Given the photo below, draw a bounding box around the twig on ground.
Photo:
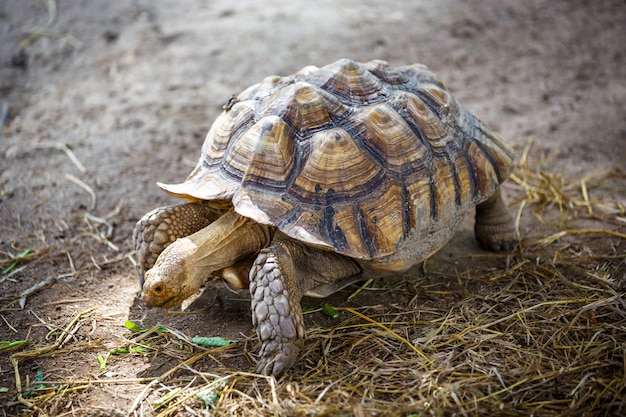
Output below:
[65,174,96,210]
[31,142,86,173]
[18,0,58,50]
[17,276,57,309]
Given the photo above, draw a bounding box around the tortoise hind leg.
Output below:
[474,188,517,252]
[133,203,224,284]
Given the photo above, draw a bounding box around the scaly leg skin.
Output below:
[249,236,361,376]
[133,203,224,284]
[250,247,304,376]
[474,188,517,252]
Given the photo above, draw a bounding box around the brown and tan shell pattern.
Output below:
[160,59,514,268]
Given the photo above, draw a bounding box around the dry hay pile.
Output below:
[5,143,626,416]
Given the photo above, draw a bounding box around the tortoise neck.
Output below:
[185,209,274,273]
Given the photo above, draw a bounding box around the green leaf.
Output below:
[197,388,220,407]
[322,303,340,319]
[99,344,150,370]
[97,353,109,370]
[22,368,46,398]
[124,320,168,333]
[3,248,34,274]
[34,368,44,382]
[129,344,150,353]
[124,320,147,332]
[191,336,237,347]
[0,340,29,351]
[109,345,150,355]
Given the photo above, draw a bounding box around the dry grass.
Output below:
[6,143,626,416]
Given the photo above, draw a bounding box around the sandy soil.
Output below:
[0,0,625,416]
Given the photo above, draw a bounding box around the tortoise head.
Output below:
[140,210,271,309]
[141,237,205,309]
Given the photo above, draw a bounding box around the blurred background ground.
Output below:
[0,1,624,416]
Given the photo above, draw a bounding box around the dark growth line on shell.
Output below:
[449,150,463,207]
[323,205,348,251]
[428,171,438,221]
[356,206,377,258]
[461,142,480,200]
[275,204,302,230]
[401,182,411,237]
[396,110,436,158]
[471,138,503,184]
[345,122,390,170]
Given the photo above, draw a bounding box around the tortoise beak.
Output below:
[141,271,179,308]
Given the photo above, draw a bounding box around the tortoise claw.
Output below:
[478,236,517,252]
[256,339,302,376]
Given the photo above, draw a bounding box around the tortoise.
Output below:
[133,58,516,376]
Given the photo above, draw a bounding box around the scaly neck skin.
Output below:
[141,210,274,308]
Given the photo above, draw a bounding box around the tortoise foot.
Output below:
[256,338,302,376]
[474,189,517,252]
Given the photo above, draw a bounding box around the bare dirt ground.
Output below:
[0,1,625,416]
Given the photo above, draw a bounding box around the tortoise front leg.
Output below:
[133,203,224,284]
[474,188,517,252]
[250,235,361,376]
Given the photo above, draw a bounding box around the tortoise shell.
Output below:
[159,59,514,269]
